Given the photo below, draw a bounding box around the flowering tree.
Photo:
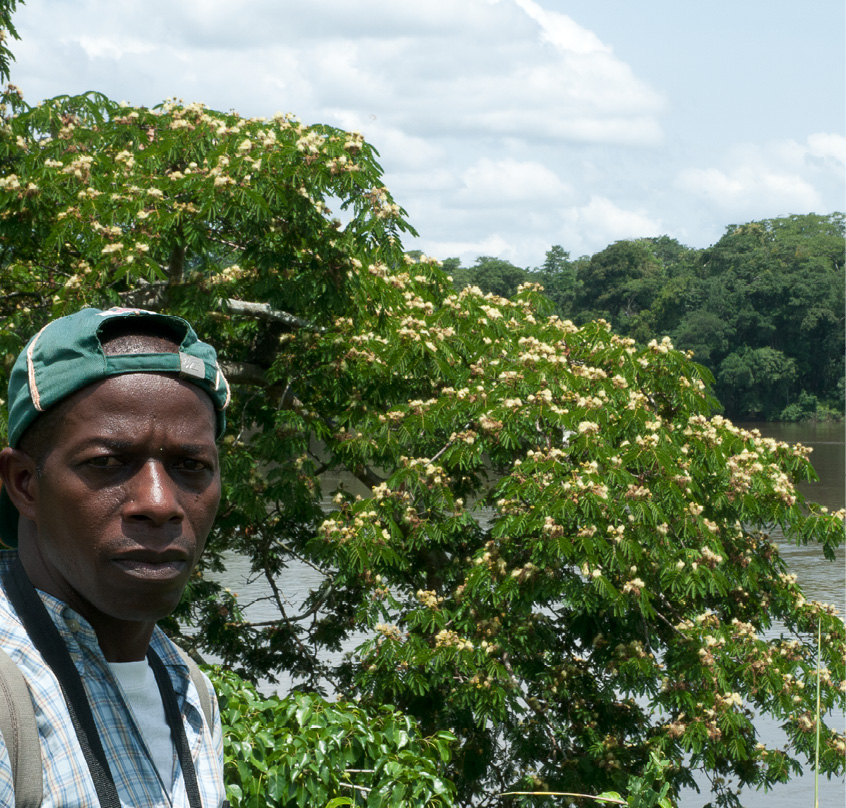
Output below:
[0,90,843,807]
[0,1,22,84]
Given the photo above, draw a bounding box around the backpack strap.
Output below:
[0,646,43,807]
[173,647,214,729]
[171,649,231,808]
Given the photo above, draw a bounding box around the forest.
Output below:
[443,213,845,422]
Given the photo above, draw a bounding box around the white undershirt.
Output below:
[108,659,175,791]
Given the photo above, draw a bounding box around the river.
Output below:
[210,420,845,807]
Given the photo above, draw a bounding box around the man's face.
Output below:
[24,372,220,625]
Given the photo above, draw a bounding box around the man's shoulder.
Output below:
[0,551,32,653]
[0,550,16,587]
[149,628,217,724]
[149,627,203,680]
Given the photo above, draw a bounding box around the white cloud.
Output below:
[9,0,669,270]
[414,194,663,265]
[459,158,571,206]
[418,233,515,264]
[675,134,841,217]
[512,0,610,55]
[678,168,745,201]
[387,169,457,196]
[560,197,662,256]
[75,36,156,61]
[686,168,820,211]
[805,133,846,169]
[9,1,840,267]
[13,0,664,146]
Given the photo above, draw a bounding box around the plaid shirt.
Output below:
[0,552,227,807]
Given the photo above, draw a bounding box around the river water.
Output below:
[210,420,845,806]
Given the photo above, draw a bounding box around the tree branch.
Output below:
[120,280,323,334]
[224,298,325,333]
[338,782,372,795]
[167,243,185,285]
[218,360,267,387]
[121,278,169,308]
[262,565,315,661]
[217,361,309,414]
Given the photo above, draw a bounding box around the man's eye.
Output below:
[177,458,209,471]
[87,456,123,468]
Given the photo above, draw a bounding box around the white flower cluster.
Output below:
[435,629,473,652]
[571,364,607,381]
[375,623,403,643]
[295,129,325,155]
[606,524,625,542]
[625,484,651,500]
[416,590,443,609]
[715,691,743,709]
[576,394,605,409]
[114,150,135,168]
[699,546,723,567]
[648,336,674,353]
[578,421,599,435]
[622,578,645,596]
[62,155,94,180]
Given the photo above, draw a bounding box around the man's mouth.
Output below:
[111,552,189,581]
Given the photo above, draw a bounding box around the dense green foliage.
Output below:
[447,215,845,421]
[209,666,455,807]
[0,90,843,808]
[0,0,22,85]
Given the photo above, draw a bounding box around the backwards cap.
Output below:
[0,306,230,546]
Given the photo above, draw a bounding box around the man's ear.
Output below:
[0,447,39,521]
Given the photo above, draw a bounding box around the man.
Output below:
[0,306,231,806]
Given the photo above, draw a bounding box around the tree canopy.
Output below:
[694,216,845,419]
[444,216,845,422]
[0,90,843,808]
[0,0,22,85]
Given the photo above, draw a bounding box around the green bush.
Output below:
[208,666,456,807]
[780,390,843,422]
[212,658,679,807]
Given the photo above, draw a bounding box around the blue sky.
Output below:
[8,0,844,266]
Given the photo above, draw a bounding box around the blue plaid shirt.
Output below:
[0,552,226,807]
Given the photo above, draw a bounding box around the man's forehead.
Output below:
[47,375,217,457]
[66,373,218,424]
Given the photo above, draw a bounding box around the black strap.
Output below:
[148,648,203,808]
[2,559,207,807]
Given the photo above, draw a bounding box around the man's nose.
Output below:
[123,461,184,525]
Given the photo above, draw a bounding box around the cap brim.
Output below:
[0,485,19,548]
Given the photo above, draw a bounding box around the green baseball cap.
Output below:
[0,306,230,547]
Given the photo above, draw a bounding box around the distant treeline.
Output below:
[436,213,845,421]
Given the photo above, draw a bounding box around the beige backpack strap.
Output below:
[0,646,43,807]
[173,647,214,728]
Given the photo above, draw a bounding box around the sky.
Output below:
[7,0,845,267]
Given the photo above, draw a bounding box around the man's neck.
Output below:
[90,619,156,663]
